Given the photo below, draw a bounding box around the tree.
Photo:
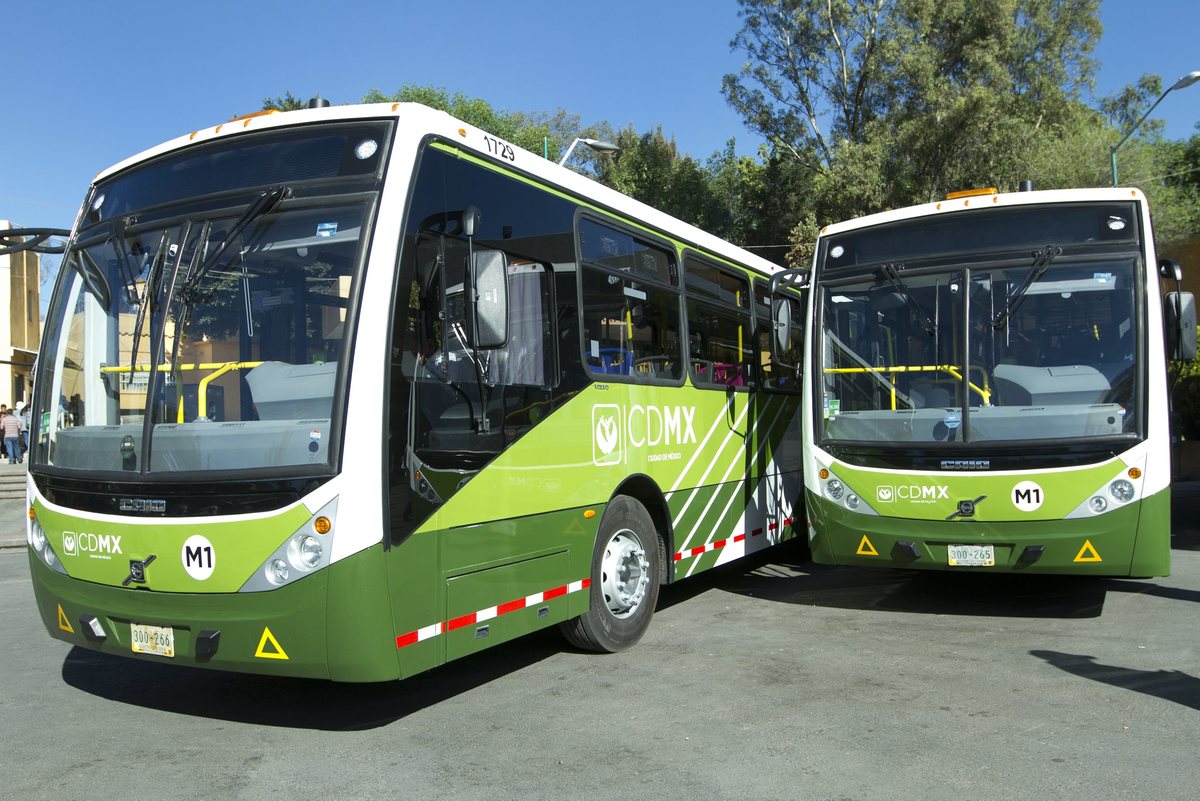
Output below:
[261,91,308,112]
[723,0,1111,263]
[363,85,581,160]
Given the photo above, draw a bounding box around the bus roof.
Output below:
[817,187,1148,239]
[92,102,783,277]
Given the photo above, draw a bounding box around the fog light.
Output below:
[297,535,322,568]
[1088,496,1108,514]
[825,478,844,501]
[845,493,860,511]
[30,521,46,552]
[1109,479,1135,503]
[267,559,289,585]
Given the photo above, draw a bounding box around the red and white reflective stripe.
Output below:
[396,578,591,649]
[674,516,796,561]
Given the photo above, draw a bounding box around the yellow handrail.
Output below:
[101,361,264,422]
[824,364,992,409]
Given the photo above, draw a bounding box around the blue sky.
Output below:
[3,0,1197,235]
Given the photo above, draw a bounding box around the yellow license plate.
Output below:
[130,623,175,658]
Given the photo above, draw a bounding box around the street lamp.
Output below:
[1110,70,1200,187]
[558,137,621,167]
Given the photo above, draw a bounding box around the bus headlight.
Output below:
[267,559,290,585]
[845,493,860,511]
[1088,496,1108,514]
[825,479,845,501]
[1109,479,1135,503]
[30,520,47,552]
[240,498,339,592]
[295,535,322,569]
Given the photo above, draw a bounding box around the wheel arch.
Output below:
[611,473,674,584]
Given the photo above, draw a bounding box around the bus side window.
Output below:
[577,218,681,383]
[685,256,752,389]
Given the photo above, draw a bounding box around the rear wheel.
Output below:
[560,495,662,652]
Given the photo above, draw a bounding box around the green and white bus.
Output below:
[19,102,804,681]
[796,186,1191,576]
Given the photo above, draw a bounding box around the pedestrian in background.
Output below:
[1,409,21,465]
[18,402,31,457]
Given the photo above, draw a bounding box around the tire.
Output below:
[559,495,662,653]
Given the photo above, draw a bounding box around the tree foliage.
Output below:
[724,0,1106,230]
[260,7,1199,272]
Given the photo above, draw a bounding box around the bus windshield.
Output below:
[818,211,1141,447]
[33,123,388,477]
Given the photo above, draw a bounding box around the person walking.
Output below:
[17,402,31,460]
[1,409,21,465]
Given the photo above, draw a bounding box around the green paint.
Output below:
[808,484,1167,576]
[33,500,312,592]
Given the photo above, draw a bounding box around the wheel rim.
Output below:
[600,527,651,619]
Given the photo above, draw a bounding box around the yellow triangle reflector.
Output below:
[254,626,289,660]
[856,535,879,556]
[57,604,74,634]
[1073,539,1102,563]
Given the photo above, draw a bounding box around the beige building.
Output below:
[0,220,42,409]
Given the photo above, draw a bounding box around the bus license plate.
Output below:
[947,544,995,567]
[130,623,175,658]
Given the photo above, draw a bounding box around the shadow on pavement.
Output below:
[680,540,1111,618]
[1030,649,1200,711]
[60,628,568,731]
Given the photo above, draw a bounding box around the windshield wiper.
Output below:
[165,221,209,408]
[109,216,142,307]
[880,263,936,335]
[128,231,171,374]
[177,185,288,304]
[992,245,1062,330]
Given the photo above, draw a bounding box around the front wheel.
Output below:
[560,495,662,653]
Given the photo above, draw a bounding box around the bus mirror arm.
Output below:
[0,227,70,256]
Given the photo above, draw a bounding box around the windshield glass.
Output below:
[33,125,387,477]
[819,255,1139,446]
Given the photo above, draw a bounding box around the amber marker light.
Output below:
[313,517,332,535]
[1128,467,1142,480]
[458,128,468,137]
[583,510,596,520]
[28,505,36,521]
[819,469,829,480]
[230,109,277,122]
[946,187,998,199]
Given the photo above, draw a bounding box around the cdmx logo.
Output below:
[875,484,950,504]
[61,531,123,559]
[592,404,622,466]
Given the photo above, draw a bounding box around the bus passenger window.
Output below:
[578,218,681,383]
[685,257,752,389]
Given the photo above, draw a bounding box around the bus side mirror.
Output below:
[770,296,801,371]
[1165,291,1197,361]
[472,249,508,349]
[767,268,808,373]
